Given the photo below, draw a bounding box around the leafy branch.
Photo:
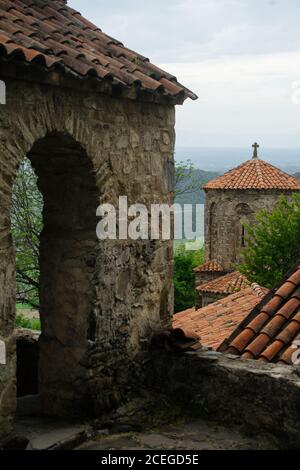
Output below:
[11,157,43,308]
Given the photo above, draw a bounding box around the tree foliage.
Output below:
[174,244,204,313]
[11,158,43,308]
[175,159,200,196]
[239,194,300,289]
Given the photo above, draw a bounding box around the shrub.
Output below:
[174,244,204,313]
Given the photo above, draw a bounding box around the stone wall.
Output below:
[195,272,226,308]
[195,271,224,289]
[195,290,224,309]
[150,348,300,449]
[204,189,296,270]
[0,79,176,440]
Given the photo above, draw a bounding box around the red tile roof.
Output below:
[196,271,250,295]
[173,285,268,350]
[193,261,225,273]
[220,263,300,364]
[0,0,197,104]
[203,158,300,191]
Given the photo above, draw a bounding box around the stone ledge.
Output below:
[149,348,300,449]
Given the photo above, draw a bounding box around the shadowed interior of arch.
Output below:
[12,132,99,420]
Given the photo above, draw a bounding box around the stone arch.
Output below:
[7,132,99,417]
[31,133,99,416]
[0,90,109,422]
[0,84,175,436]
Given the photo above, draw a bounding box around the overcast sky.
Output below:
[70,0,300,150]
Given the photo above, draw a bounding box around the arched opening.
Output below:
[241,224,246,248]
[234,203,253,262]
[11,132,99,419]
[12,158,43,404]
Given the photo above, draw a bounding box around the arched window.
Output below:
[235,203,253,260]
[241,224,246,248]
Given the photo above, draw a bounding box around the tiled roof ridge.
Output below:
[193,260,225,273]
[196,271,250,295]
[0,0,197,104]
[203,157,300,191]
[219,260,300,364]
[251,283,269,299]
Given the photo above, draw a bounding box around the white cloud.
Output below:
[161,52,300,147]
[69,0,300,148]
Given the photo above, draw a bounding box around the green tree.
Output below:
[11,158,43,308]
[239,194,300,289]
[175,159,200,196]
[174,244,204,313]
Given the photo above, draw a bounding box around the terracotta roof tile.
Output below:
[196,271,250,295]
[251,283,269,299]
[230,328,256,353]
[261,295,284,316]
[0,0,197,104]
[193,261,225,273]
[242,351,255,360]
[276,319,300,344]
[276,281,298,299]
[247,312,269,333]
[275,297,300,319]
[278,346,295,365]
[203,158,300,191]
[221,261,300,365]
[173,286,266,350]
[259,340,284,362]
[260,315,286,337]
[244,333,270,357]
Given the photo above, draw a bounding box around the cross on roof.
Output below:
[252,142,260,159]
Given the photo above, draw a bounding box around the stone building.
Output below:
[203,144,300,270]
[193,261,226,288]
[195,271,250,308]
[0,0,196,441]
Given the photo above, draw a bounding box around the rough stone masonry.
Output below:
[0,78,176,439]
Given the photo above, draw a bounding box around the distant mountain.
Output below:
[176,147,300,174]
[175,168,219,205]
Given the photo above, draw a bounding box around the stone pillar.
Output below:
[0,175,17,440]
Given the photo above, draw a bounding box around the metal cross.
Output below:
[252,142,260,159]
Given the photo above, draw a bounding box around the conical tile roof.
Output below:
[204,158,300,191]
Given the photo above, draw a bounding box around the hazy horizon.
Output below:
[176,146,300,172]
